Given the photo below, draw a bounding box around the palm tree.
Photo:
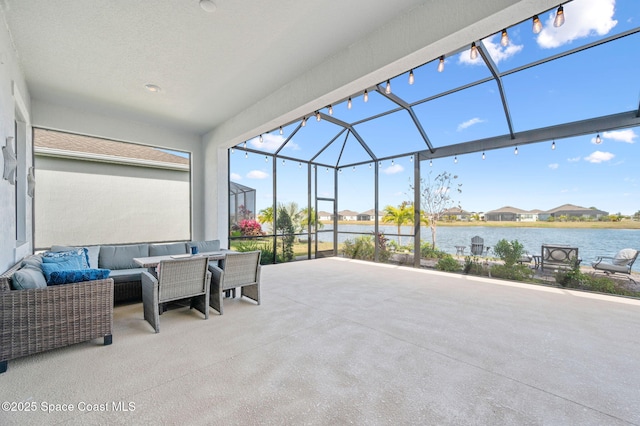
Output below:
[382,202,414,246]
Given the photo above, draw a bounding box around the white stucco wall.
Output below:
[34,156,190,248]
[0,11,33,272]
[31,100,206,243]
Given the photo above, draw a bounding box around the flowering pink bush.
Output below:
[238,219,264,236]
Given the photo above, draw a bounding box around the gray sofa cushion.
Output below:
[12,265,47,290]
[21,254,43,269]
[108,268,146,283]
[51,245,101,269]
[189,240,220,253]
[149,242,189,256]
[99,244,149,269]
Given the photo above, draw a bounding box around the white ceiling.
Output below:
[0,0,558,140]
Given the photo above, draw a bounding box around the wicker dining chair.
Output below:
[209,250,261,315]
[141,256,211,333]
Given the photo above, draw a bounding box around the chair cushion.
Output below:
[47,268,111,286]
[189,240,220,253]
[11,265,47,290]
[43,248,90,269]
[51,245,101,269]
[99,244,149,269]
[108,268,146,283]
[149,242,189,256]
[613,249,637,266]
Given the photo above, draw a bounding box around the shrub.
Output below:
[463,255,490,276]
[237,219,264,236]
[490,264,534,281]
[343,234,391,262]
[420,243,447,259]
[493,239,525,267]
[232,239,274,265]
[435,254,462,272]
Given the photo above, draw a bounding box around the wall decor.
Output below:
[2,136,17,185]
[27,167,35,197]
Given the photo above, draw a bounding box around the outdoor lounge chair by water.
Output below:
[141,256,211,333]
[470,236,484,256]
[591,248,638,283]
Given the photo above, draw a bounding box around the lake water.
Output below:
[318,224,640,272]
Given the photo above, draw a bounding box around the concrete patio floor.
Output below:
[1,257,639,425]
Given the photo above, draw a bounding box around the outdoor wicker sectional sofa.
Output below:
[0,239,220,373]
[0,264,114,374]
[49,239,221,304]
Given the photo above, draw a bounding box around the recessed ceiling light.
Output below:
[199,0,217,12]
[145,84,161,93]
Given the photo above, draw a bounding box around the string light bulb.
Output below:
[369,163,372,169]
[437,56,445,72]
[316,111,321,121]
[514,146,519,155]
[500,29,509,47]
[551,140,556,150]
[430,159,433,167]
[265,155,268,162]
[243,141,247,149]
[470,42,478,60]
[454,156,458,164]
[385,80,391,94]
[328,104,333,115]
[532,15,542,34]
[410,155,413,163]
[408,70,415,85]
[231,147,234,154]
[363,89,369,102]
[279,126,283,135]
[347,97,352,109]
[245,151,248,159]
[299,162,302,168]
[482,152,486,160]
[554,5,565,28]
[259,134,263,143]
[595,134,602,144]
[353,166,356,172]
[282,159,285,165]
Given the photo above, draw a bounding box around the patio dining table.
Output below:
[133,250,230,269]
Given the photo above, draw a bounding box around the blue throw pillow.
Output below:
[41,259,87,282]
[47,268,111,286]
[42,248,90,269]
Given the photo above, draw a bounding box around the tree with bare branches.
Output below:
[411,171,462,250]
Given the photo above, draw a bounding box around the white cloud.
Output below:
[567,156,581,162]
[247,170,269,179]
[249,133,299,151]
[457,117,485,131]
[382,164,404,175]
[458,35,523,66]
[548,163,559,170]
[603,129,637,144]
[230,172,242,181]
[584,151,615,163]
[537,0,617,49]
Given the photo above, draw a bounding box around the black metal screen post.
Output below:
[414,154,421,268]
[374,160,379,262]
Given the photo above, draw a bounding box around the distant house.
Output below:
[357,209,383,221]
[484,206,537,222]
[441,207,471,221]
[540,204,608,221]
[318,211,333,221]
[338,210,359,221]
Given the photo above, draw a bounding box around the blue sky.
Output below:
[231,0,640,217]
